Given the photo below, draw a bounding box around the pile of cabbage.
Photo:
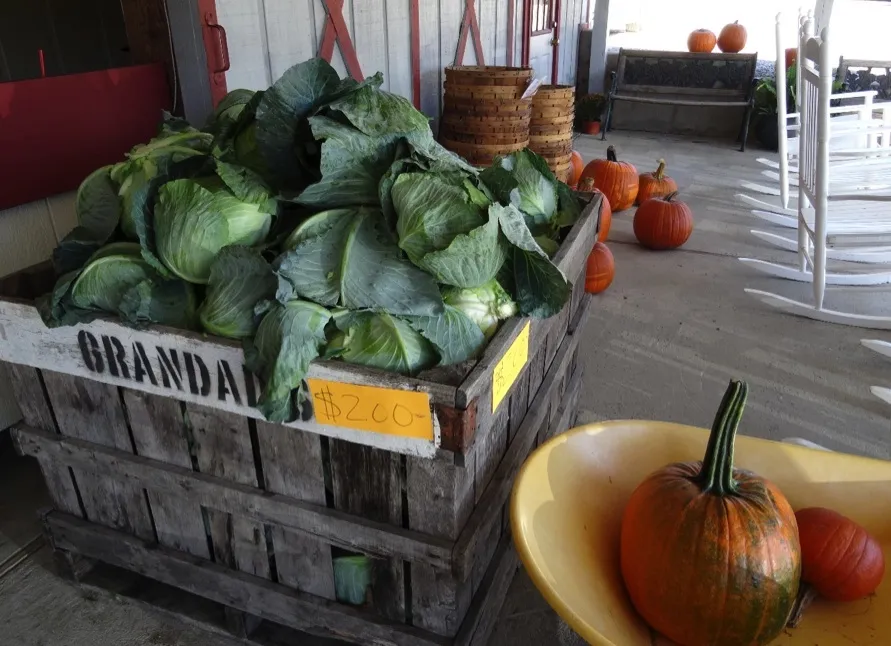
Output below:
[38,58,583,423]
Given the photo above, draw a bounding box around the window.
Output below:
[530,0,554,36]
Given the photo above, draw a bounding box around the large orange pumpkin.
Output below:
[568,150,584,189]
[584,242,614,294]
[579,179,612,242]
[635,159,678,204]
[579,146,638,211]
[687,29,716,53]
[718,21,747,53]
[633,192,694,250]
[796,507,885,602]
[621,380,801,646]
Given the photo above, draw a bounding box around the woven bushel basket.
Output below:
[529,84,575,182]
[440,66,533,167]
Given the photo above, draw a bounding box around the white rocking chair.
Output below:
[744,24,891,328]
[737,10,891,226]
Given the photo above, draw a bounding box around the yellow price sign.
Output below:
[306,378,434,440]
[492,322,530,412]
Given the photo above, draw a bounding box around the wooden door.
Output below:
[196,0,229,106]
[524,0,560,83]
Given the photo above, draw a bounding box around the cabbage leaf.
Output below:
[495,204,571,318]
[198,246,276,338]
[244,299,332,422]
[276,208,443,316]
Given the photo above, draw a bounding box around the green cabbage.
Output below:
[198,246,276,339]
[443,279,518,340]
[154,175,273,284]
[326,311,437,375]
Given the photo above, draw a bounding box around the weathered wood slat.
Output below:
[453,536,519,646]
[329,440,406,621]
[406,451,475,636]
[0,300,451,457]
[13,425,455,568]
[451,294,593,581]
[455,195,599,410]
[122,390,210,558]
[41,370,154,540]
[255,420,336,600]
[5,363,81,515]
[186,404,270,579]
[45,511,449,646]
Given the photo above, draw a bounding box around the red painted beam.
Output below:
[318,0,364,80]
[507,0,515,66]
[551,0,561,84]
[410,0,421,108]
[454,0,485,66]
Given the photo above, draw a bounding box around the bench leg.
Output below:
[739,105,754,152]
[601,97,614,141]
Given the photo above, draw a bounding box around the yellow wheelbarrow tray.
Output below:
[511,420,890,645]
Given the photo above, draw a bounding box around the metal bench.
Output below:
[836,57,891,106]
[602,49,758,151]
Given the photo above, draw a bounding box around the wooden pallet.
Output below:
[30,357,583,646]
[0,199,597,644]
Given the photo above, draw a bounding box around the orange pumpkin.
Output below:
[796,507,885,602]
[633,192,694,250]
[584,242,614,294]
[718,21,747,53]
[568,150,585,189]
[635,159,678,204]
[579,146,638,211]
[687,29,716,53]
[621,380,801,646]
[578,179,611,242]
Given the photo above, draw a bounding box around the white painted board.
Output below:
[0,301,441,457]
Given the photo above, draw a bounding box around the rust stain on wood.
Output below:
[436,400,477,453]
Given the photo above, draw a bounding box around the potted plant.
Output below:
[576,93,605,135]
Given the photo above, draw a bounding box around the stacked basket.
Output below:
[440,66,533,167]
[528,85,576,182]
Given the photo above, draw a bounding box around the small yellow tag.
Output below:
[306,379,434,440]
[492,322,530,412]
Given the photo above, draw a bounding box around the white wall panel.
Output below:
[216,0,272,90]
[0,191,76,430]
[386,0,413,101]
[264,0,318,80]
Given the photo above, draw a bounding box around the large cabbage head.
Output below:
[154,173,273,284]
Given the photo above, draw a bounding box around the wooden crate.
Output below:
[0,198,600,645]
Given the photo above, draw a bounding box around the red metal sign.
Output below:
[318,0,364,80]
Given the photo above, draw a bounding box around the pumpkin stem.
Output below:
[664,191,679,202]
[787,584,818,628]
[606,146,618,162]
[699,380,747,495]
[654,159,666,180]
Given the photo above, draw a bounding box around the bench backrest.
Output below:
[837,58,891,103]
[615,49,758,99]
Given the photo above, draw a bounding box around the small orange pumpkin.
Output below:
[636,159,678,204]
[633,192,694,250]
[687,29,716,53]
[584,242,614,294]
[718,21,747,53]
[796,507,885,602]
[568,151,584,189]
[579,179,612,242]
[579,146,638,211]
[621,380,801,646]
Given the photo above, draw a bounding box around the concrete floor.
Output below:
[2,131,890,645]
